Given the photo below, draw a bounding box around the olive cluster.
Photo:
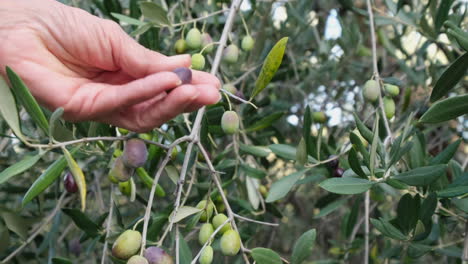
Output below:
[111,229,173,264]
[195,200,241,264]
[362,80,400,119]
[108,138,148,196]
[174,26,255,71]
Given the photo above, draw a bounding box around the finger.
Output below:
[102,84,220,132]
[63,71,182,121]
[191,70,221,88]
[109,23,191,78]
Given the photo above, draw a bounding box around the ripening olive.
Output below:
[119,180,132,196]
[384,84,400,97]
[199,246,214,264]
[223,44,239,64]
[109,156,133,182]
[259,185,268,198]
[312,112,327,124]
[241,35,255,51]
[112,230,142,260]
[234,90,245,105]
[212,214,231,235]
[186,28,202,49]
[333,167,344,178]
[221,111,239,134]
[127,255,149,264]
[296,137,307,166]
[191,54,206,70]
[196,200,215,222]
[383,96,396,119]
[201,33,214,53]
[198,223,214,245]
[223,83,237,94]
[220,230,241,256]
[363,80,380,102]
[64,172,78,193]
[144,247,174,264]
[173,67,192,84]
[175,39,187,54]
[123,139,148,168]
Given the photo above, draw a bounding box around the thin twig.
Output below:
[101,185,114,264]
[364,191,370,264]
[172,9,229,27]
[2,192,69,263]
[233,213,279,227]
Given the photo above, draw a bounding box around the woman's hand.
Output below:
[0,0,221,132]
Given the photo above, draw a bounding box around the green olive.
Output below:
[127,255,149,264]
[312,112,327,124]
[363,80,380,102]
[384,84,400,97]
[191,54,206,70]
[383,96,396,119]
[186,28,202,49]
[241,35,255,51]
[201,33,214,53]
[112,230,142,260]
[198,223,214,245]
[223,44,239,64]
[175,39,187,54]
[196,200,215,222]
[220,230,241,256]
[212,214,231,235]
[221,111,239,134]
[199,246,214,264]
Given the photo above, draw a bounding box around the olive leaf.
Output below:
[0,153,44,185]
[421,95,468,123]
[319,177,375,195]
[62,147,87,211]
[250,37,288,99]
[251,248,282,264]
[430,52,468,102]
[0,75,27,143]
[291,229,316,264]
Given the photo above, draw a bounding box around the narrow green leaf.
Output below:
[6,67,49,134]
[392,165,447,186]
[1,212,29,240]
[111,13,144,26]
[62,148,87,211]
[424,94,468,122]
[313,199,347,219]
[52,257,73,264]
[171,206,202,223]
[22,148,78,207]
[251,248,282,264]
[245,112,284,132]
[239,143,271,157]
[0,153,43,185]
[62,208,101,237]
[49,107,64,140]
[369,114,379,177]
[437,186,468,198]
[396,193,420,234]
[434,0,454,33]
[139,2,170,26]
[179,233,192,264]
[319,177,375,195]
[430,139,461,165]
[130,23,153,37]
[251,37,288,99]
[240,164,267,179]
[370,218,408,240]
[269,144,297,160]
[430,52,468,102]
[266,170,307,203]
[0,75,26,142]
[348,148,367,178]
[353,112,373,143]
[291,229,316,264]
[303,106,317,158]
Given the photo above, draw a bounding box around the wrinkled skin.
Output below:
[0,0,220,132]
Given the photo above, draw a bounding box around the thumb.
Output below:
[110,25,191,78]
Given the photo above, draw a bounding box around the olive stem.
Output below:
[172,9,228,27]
[365,0,393,144]
[233,213,279,227]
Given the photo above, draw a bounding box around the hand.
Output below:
[0,0,221,132]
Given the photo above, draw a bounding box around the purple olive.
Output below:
[233,90,245,105]
[144,247,174,264]
[333,167,344,178]
[173,67,192,85]
[122,139,148,168]
[64,172,78,193]
[68,238,81,257]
